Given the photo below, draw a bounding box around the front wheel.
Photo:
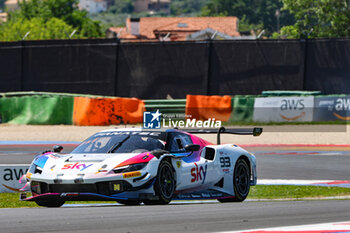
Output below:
[218,158,250,203]
[35,199,65,207]
[145,160,175,205]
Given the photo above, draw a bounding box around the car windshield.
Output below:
[71,131,165,154]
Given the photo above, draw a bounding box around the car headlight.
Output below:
[112,163,148,174]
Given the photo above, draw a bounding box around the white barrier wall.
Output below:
[253,96,314,122]
[0,165,30,193]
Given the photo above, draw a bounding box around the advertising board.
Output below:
[0,165,29,193]
[253,96,314,122]
[314,96,350,121]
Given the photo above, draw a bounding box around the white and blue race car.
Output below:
[20,127,262,207]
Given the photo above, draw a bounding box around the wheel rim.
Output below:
[234,162,249,196]
[159,164,175,199]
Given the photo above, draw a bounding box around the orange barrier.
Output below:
[185,95,232,122]
[73,97,145,126]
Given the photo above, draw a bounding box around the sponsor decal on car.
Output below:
[26,172,32,179]
[113,183,121,191]
[61,163,93,171]
[176,161,181,168]
[123,171,142,179]
[191,163,207,184]
[220,157,231,167]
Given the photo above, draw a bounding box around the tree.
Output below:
[108,0,133,14]
[0,0,5,10]
[201,0,295,35]
[0,17,74,41]
[280,0,350,38]
[171,0,207,16]
[0,0,103,41]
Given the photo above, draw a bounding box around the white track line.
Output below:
[216,221,350,233]
[258,179,350,188]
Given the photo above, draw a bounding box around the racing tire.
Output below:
[34,199,65,207]
[116,200,142,206]
[218,158,250,203]
[144,160,175,205]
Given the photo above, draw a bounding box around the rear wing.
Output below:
[183,127,263,145]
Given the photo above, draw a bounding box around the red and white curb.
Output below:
[216,221,350,233]
[258,179,350,188]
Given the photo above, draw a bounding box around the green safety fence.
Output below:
[144,99,186,115]
[228,95,258,123]
[0,95,74,124]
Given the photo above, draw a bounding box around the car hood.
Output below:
[36,152,155,175]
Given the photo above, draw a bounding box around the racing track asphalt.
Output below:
[1,144,350,180]
[1,200,350,233]
[1,144,350,232]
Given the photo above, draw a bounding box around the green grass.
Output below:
[1,185,350,208]
[0,193,114,208]
[248,185,350,199]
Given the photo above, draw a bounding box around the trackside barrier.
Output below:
[253,96,315,122]
[185,95,232,121]
[313,95,350,121]
[261,90,321,96]
[0,91,99,98]
[1,92,350,125]
[0,92,146,125]
[252,95,350,122]
[144,99,186,115]
[0,165,29,193]
[228,95,257,123]
[73,97,145,126]
[0,95,74,124]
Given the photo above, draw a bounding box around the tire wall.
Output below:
[72,97,145,126]
[185,95,232,121]
[0,95,74,124]
[229,95,257,122]
[1,92,350,125]
[0,94,145,125]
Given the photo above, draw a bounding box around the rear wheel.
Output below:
[218,158,250,203]
[35,199,65,207]
[144,160,175,205]
[117,200,141,206]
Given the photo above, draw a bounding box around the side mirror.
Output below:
[53,145,63,153]
[184,144,200,152]
[253,127,263,136]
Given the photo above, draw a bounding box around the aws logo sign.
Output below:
[253,97,314,122]
[333,98,350,120]
[280,99,305,111]
[279,99,306,121]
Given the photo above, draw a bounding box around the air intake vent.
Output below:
[214,178,224,188]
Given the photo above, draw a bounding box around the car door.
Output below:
[167,132,212,190]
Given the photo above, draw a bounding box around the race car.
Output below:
[20,127,262,207]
